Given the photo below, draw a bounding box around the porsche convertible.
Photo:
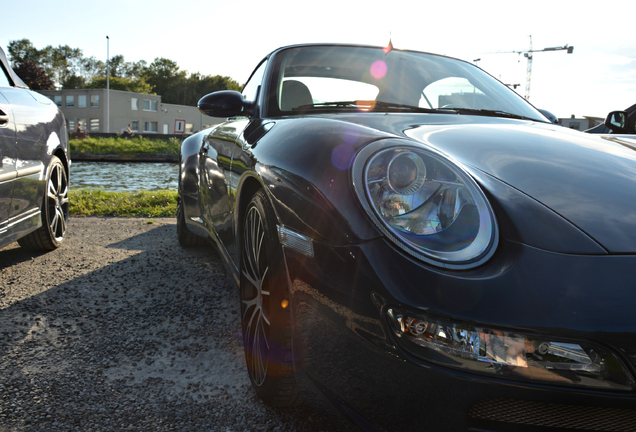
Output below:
[177,44,636,431]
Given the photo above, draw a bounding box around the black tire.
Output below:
[177,196,206,247]
[240,189,301,406]
[18,156,68,251]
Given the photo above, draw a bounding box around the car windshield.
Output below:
[270,45,546,122]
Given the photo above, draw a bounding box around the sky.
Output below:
[3,0,635,119]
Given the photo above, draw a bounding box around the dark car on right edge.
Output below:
[587,102,636,139]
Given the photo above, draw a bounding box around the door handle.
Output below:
[0,109,8,127]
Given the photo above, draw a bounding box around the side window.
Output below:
[0,65,10,87]
[242,60,267,102]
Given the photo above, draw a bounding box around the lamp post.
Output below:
[106,35,110,133]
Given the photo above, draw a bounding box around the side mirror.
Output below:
[604,111,628,133]
[198,91,253,118]
[537,108,558,124]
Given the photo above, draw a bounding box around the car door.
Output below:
[0,87,17,232]
[198,60,268,263]
[0,85,48,224]
[199,117,250,260]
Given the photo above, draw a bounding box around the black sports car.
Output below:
[0,47,69,251]
[587,103,636,139]
[178,44,636,431]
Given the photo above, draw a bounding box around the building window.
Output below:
[131,98,138,110]
[53,95,62,106]
[90,95,100,107]
[90,118,100,131]
[568,122,581,130]
[67,119,76,131]
[143,121,158,132]
[131,121,139,132]
[66,95,74,108]
[143,99,157,111]
[78,95,87,108]
[78,118,87,132]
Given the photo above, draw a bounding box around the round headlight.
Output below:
[387,152,426,195]
[353,141,498,269]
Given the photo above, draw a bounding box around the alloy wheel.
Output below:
[47,161,69,242]
[241,205,271,386]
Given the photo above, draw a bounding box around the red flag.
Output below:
[384,39,393,55]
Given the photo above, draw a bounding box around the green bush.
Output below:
[70,189,177,217]
[70,136,181,155]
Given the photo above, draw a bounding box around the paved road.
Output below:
[0,218,339,431]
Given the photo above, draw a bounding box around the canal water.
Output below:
[71,161,178,192]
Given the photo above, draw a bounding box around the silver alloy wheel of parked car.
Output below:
[18,156,69,250]
[47,157,69,243]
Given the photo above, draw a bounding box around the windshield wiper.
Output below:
[292,102,540,121]
[293,100,447,114]
[441,108,540,121]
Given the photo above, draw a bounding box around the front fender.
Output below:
[250,118,388,246]
[179,131,207,231]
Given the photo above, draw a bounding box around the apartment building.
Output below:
[39,88,224,135]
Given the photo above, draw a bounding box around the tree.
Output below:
[177,73,241,105]
[122,59,147,80]
[7,39,40,64]
[12,61,54,90]
[143,57,187,102]
[62,74,86,89]
[8,39,83,89]
[7,38,243,105]
[108,54,126,77]
[47,45,83,86]
[86,76,154,94]
[79,56,106,82]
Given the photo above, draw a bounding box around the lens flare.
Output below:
[356,100,376,111]
[343,128,360,145]
[370,60,387,79]
[332,144,355,171]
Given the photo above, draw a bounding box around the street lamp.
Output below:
[106,35,110,133]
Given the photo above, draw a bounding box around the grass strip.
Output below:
[70,136,181,155]
[70,189,177,217]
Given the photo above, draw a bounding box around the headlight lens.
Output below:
[387,309,636,391]
[353,141,497,268]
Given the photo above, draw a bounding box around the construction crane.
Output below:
[493,36,573,101]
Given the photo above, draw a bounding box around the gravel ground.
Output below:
[0,218,342,432]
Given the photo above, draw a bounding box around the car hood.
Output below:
[403,119,636,253]
[324,113,636,253]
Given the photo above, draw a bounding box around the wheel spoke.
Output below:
[56,207,66,237]
[59,186,69,205]
[50,210,59,234]
[48,181,57,200]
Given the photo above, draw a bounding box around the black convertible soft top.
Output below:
[0,46,29,89]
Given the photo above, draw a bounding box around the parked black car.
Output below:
[178,44,636,431]
[587,102,636,136]
[0,47,69,250]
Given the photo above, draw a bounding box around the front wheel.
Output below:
[240,189,301,406]
[18,156,68,250]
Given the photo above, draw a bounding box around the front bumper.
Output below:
[282,236,636,431]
